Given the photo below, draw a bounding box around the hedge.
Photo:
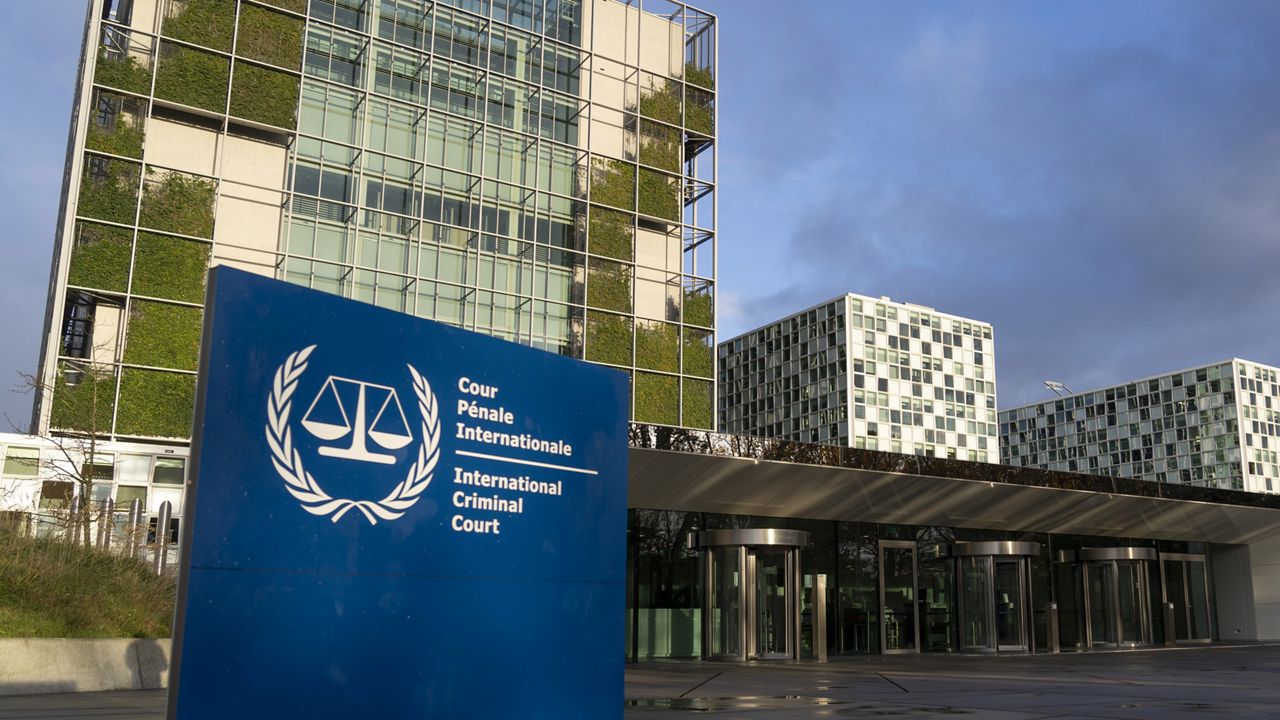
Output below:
[155,43,229,112]
[229,61,300,127]
[639,121,680,173]
[586,258,631,313]
[78,155,140,225]
[116,369,196,438]
[682,327,713,378]
[635,321,679,373]
[684,287,713,327]
[682,378,713,429]
[133,232,211,303]
[686,90,714,136]
[140,171,216,238]
[68,223,132,293]
[637,168,680,222]
[49,363,117,434]
[686,62,714,90]
[94,51,151,95]
[591,157,635,211]
[635,372,678,425]
[638,81,681,125]
[162,0,235,52]
[236,3,304,69]
[588,206,633,261]
[123,301,203,371]
[585,311,632,367]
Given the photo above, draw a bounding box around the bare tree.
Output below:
[12,358,117,545]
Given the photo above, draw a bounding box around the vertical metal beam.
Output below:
[153,500,171,575]
[813,573,828,662]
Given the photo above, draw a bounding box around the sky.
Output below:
[2,0,1279,427]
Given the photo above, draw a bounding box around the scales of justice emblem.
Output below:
[264,345,442,524]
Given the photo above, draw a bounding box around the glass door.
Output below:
[1162,554,1212,643]
[879,541,918,653]
[1115,561,1151,646]
[753,548,791,659]
[994,560,1026,651]
[708,546,743,659]
[959,556,993,651]
[1086,562,1116,648]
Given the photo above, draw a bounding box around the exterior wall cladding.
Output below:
[34,0,717,443]
[718,294,999,462]
[1000,359,1280,495]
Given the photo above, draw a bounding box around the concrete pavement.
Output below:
[1,644,1278,718]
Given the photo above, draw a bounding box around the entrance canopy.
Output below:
[627,430,1280,545]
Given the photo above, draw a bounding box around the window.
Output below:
[154,457,186,485]
[2,446,39,477]
[115,485,147,508]
[39,481,73,509]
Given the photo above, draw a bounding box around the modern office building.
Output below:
[718,293,998,462]
[33,0,718,445]
[1000,359,1280,495]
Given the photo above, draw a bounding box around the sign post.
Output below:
[168,267,629,719]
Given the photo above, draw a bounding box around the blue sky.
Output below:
[2,1,1279,427]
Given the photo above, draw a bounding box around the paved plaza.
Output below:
[2,645,1279,719]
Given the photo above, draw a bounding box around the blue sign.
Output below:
[168,267,629,719]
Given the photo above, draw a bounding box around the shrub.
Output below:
[684,287,713,327]
[585,312,632,366]
[49,363,117,434]
[94,52,151,95]
[682,328,714,378]
[685,62,714,90]
[124,301,203,371]
[155,43,229,112]
[236,3,304,69]
[133,232,211,303]
[140,171,217,238]
[635,372,678,425]
[78,155,141,225]
[68,223,132,293]
[589,206,633,261]
[229,61,300,127]
[162,0,235,52]
[638,81,681,125]
[586,258,632,313]
[638,168,679,221]
[682,378,712,429]
[116,369,196,438]
[639,121,680,173]
[591,157,635,211]
[635,321,679,373]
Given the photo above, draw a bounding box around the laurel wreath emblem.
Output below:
[265,345,441,524]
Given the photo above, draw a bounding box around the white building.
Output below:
[718,294,998,461]
[1000,359,1280,494]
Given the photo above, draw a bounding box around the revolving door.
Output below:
[691,529,811,661]
[1056,547,1156,649]
[950,541,1040,653]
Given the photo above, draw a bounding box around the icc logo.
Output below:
[264,346,441,524]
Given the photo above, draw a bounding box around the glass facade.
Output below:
[38,0,718,441]
[625,508,1213,660]
[719,294,998,460]
[1001,359,1280,494]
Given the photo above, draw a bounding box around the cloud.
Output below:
[726,2,1280,405]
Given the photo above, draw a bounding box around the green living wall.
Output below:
[116,369,195,438]
[139,171,216,238]
[68,223,132,293]
[132,232,211,303]
[123,301,202,371]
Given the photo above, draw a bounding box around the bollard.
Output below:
[127,499,144,559]
[1045,602,1060,653]
[99,497,115,550]
[67,495,82,544]
[1164,602,1177,646]
[153,501,172,575]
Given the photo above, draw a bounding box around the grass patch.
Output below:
[0,529,174,638]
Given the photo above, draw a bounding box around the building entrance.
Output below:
[691,529,811,661]
[1162,553,1212,643]
[951,541,1039,653]
[1057,547,1156,649]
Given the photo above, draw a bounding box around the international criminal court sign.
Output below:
[167,268,629,719]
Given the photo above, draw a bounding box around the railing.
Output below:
[6,499,179,576]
